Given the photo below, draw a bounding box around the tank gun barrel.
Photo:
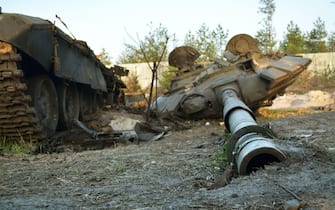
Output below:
[221,89,286,175]
[150,34,312,175]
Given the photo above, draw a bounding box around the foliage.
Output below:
[279,21,306,54]
[0,137,34,154]
[98,48,112,66]
[211,138,229,171]
[124,72,142,92]
[118,23,173,63]
[118,44,138,64]
[280,18,334,54]
[255,0,277,54]
[159,66,177,92]
[327,31,335,51]
[305,17,328,53]
[184,23,228,62]
[317,65,335,87]
[114,162,126,174]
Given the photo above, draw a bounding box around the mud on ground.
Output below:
[0,110,334,209]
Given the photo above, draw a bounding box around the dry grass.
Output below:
[287,70,335,94]
[256,107,320,122]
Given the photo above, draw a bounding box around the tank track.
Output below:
[0,42,46,142]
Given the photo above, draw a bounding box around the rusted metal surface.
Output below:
[226,34,260,56]
[151,34,311,175]
[151,34,312,119]
[168,46,200,69]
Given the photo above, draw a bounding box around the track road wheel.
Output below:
[57,82,80,129]
[27,75,59,137]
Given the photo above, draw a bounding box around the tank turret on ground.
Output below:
[152,34,312,175]
[152,34,311,119]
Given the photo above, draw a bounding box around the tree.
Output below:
[159,66,177,92]
[305,17,328,53]
[255,0,277,54]
[279,21,306,54]
[118,23,174,63]
[124,72,142,93]
[98,48,112,66]
[327,31,335,51]
[118,22,173,121]
[184,23,228,62]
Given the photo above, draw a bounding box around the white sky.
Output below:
[1,0,334,63]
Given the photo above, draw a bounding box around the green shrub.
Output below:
[210,133,232,171]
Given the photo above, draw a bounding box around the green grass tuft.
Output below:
[0,136,34,154]
[211,133,232,171]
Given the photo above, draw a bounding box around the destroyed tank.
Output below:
[152,34,312,119]
[0,11,127,142]
[152,34,312,175]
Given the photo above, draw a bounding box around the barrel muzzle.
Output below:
[222,89,287,175]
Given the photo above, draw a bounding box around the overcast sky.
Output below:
[1,0,334,62]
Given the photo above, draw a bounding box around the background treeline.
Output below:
[113,0,334,64]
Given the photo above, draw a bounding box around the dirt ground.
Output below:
[0,94,335,209]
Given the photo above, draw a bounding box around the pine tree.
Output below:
[255,0,277,54]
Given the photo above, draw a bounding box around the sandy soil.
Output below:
[269,90,335,110]
[0,92,334,210]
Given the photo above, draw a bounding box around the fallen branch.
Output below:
[267,177,302,201]
[276,182,302,201]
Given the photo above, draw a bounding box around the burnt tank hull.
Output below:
[152,34,312,119]
[0,12,126,141]
[151,34,312,175]
[0,13,107,91]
